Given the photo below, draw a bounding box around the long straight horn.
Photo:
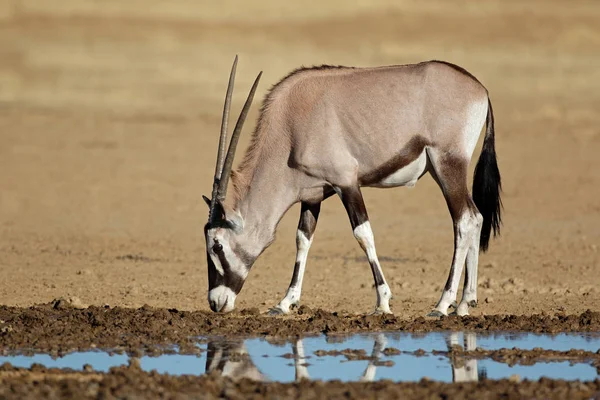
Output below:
[217,71,263,201]
[209,55,238,221]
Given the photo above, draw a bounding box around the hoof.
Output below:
[455,303,470,316]
[267,306,288,316]
[427,310,446,318]
[370,307,393,316]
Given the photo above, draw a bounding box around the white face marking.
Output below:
[209,253,225,276]
[369,150,428,188]
[207,229,249,280]
[209,285,237,312]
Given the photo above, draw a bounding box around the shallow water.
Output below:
[1,331,598,382]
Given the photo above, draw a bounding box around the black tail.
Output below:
[473,98,502,252]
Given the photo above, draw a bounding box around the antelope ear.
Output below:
[202,195,211,208]
[206,197,242,231]
[226,210,244,234]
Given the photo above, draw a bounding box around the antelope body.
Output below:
[203,57,501,316]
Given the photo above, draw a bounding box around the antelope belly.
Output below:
[370,150,428,188]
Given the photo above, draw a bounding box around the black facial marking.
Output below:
[206,251,221,289]
[234,245,255,267]
[216,250,245,294]
[204,227,249,295]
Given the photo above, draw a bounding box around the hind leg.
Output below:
[427,151,481,317]
[457,200,483,316]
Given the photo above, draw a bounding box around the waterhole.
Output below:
[1,331,598,382]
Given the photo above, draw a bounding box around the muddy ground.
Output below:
[1,303,600,355]
[1,0,599,398]
[0,364,599,400]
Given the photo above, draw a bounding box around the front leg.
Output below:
[338,186,393,314]
[360,333,387,382]
[270,202,320,314]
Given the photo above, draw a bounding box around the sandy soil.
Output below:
[1,0,599,318]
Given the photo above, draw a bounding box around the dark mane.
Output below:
[258,64,352,118]
[272,64,350,88]
[231,65,352,203]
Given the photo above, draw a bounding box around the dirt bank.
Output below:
[1,303,599,355]
[1,363,599,400]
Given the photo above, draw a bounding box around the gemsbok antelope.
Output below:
[202,56,501,317]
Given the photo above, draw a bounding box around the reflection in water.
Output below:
[446,332,482,382]
[360,333,388,382]
[1,331,597,382]
[205,333,482,383]
[205,340,267,381]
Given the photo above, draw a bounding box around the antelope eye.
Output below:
[212,243,223,253]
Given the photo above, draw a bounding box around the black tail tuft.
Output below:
[473,98,502,252]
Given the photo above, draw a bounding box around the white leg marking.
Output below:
[275,230,313,314]
[208,285,237,313]
[360,333,387,382]
[457,212,483,316]
[293,339,310,381]
[353,222,392,314]
[449,332,479,382]
[433,212,478,316]
[209,254,225,276]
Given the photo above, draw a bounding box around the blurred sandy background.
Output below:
[0,0,598,315]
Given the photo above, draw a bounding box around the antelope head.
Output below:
[203,56,262,313]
